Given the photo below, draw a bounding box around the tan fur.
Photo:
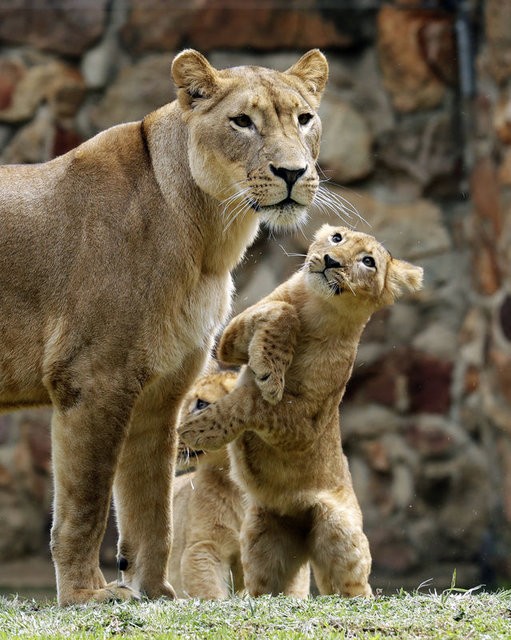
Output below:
[169,369,311,599]
[0,49,328,605]
[169,370,245,599]
[179,224,423,598]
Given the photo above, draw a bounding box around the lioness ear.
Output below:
[285,49,329,99]
[171,49,219,110]
[386,259,424,300]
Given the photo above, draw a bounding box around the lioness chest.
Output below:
[150,271,234,376]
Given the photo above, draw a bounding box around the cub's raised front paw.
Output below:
[178,413,227,451]
[255,371,285,405]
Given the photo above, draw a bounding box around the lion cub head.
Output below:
[177,370,238,470]
[171,49,328,232]
[304,224,423,309]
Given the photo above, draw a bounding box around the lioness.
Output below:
[179,224,423,597]
[169,369,310,599]
[0,49,328,605]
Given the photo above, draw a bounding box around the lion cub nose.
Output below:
[324,254,341,269]
[270,164,307,188]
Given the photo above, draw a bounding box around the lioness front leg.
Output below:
[114,384,182,600]
[50,391,138,605]
[218,301,299,405]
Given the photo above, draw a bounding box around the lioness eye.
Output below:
[331,233,343,243]
[298,113,313,126]
[362,256,376,268]
[231,114,253,128]
[194,398,210,411]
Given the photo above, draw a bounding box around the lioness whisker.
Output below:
[224,195,250,223]
[220,187,251,211]
[216,179,251,198]
[313,192,354,224]
[221,189,252,226]
[318,186,371,229]
[223,200,251,232]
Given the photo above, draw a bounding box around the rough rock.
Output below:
[485,0,511,83]
[0,0,108,57]
[0,57,85,124]
[121,0,354,53]
[376,112,459,190]
[1,106,54,164]
[90,55,176,132]
[318,93,374,184]
[377,5,452,112]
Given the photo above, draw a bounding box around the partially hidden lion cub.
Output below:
[179,224,423,598]
[169,370,245,599]
[0,49,329,604]
[169,369,310,599]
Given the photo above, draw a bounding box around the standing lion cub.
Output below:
[179,224,423,597]
[169,369,310,599]
[0,49,329,604]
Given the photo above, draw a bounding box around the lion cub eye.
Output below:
[331,233,343,244]
[230,114,253,128]
[194,398,210,411]
[362,256,376,268]
[298,113,313,126]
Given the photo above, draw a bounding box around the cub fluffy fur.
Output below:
[0,49,328,605]
[169,370,245,599]
[169,369,310,599]
[180,224,423,597]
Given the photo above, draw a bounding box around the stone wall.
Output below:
[0,0,509,591]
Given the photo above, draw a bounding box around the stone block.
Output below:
[121,0,354,53]
[0,57,85,125]
[319,93,374,183]
[485,0,511,83]
[90,55,176,132]
[377,5,453,112]
[0,0,108,57]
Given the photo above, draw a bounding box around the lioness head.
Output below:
[305,224,424,307]
[171,49,328,232]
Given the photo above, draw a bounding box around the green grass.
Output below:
[1,588,511,639]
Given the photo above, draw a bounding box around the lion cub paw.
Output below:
[179,412,225,451]
[249,354,288,405]
[255,371,285,405]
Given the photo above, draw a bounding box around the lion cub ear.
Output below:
[172,49,219,110]
[285,49,329,100]
[386,259,424,300]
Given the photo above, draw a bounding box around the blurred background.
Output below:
[0,0,510,596]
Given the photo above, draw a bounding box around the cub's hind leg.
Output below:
[240,503,309,597]
[180,541,234,599]
[309,495,372,598]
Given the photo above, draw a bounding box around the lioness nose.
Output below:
[270,164,307,188]
[324,254,341,269]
